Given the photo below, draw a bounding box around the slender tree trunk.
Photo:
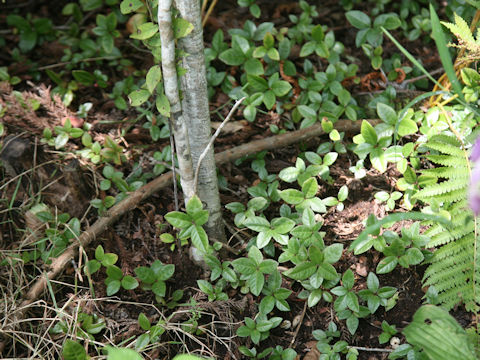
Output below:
[158,0,195,199]
[175,0,226,243]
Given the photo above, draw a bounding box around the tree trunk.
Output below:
[175,0,226,243]
[158,0,195,199]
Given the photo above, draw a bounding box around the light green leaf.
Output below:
[105,346,144,360]
[173,17,193,39]
[120,0,144,14]
[146,65,161,94]
[279,189,304,205]
[361,120,377,145]
[156,93,170,117]
[128,89,150,106]
[130,22,158,40]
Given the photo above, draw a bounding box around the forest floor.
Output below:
[0,0,474,359]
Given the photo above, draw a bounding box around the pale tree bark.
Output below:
[175,0,226,243]
[158,0,195,200]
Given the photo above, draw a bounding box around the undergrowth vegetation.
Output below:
[1,0,480,359]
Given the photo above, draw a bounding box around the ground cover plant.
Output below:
[1,0,480,359]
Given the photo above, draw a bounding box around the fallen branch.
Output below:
[0,118,380,353]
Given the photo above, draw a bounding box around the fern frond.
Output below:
[415,133,479,311]
[428,133,463,147]
[425,141,466,158]
[426,154,465,167]
[422,166,469,180]
[414,180,466,200]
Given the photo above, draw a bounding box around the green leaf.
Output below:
[301,177,318,198]
[346,315,359,335]
[346,292,360,312]
[346,11,371,29]
[377,103,397,126]
[106,265,123,280]
[259,295,275,314]
[297,105,317,120]
[259,259,278,274]
[308,289,323,307]
[338,185,348,202]
[106,279,121,295]
[62,340,87,360]
[135,333,150,351]
[128,89,150,107]
[342,269,355,289]
[244,58,264,75]
[271,217,295,234]
[85,259,101,275]
[376,256,398,274]
[300,41,316,57]
[370,148,387,173]
[72,70,95,85]
[121,275,139,290]
[263,90,276,110]
[156,93,170,117]
[219,48,245,66]
[267,47,280,61]
[324,243,343,263]
[245,216,271,232]
[279,189,304,205]
[120,0,144,14]
[130,22,158,40]
[138,313,151,331]
[165,211,192,229]
[197,279,214,294]
[152,280,166,297]
[405,247,424,265]
[55,132,69,149]
[248,272,265,296]
[284,262,316,280]
[367,272,379,292]
[186,195,203,214]
[134,266,156,284]
[317,262,338,280]
[146,65,162,94]
[173,17,193,39]
[403,305,476,360]
[374,13,401,30]
[191,225,208,253]
[257,230,273,249]
[278,166,300,182]
[350,212,451,254]
[271,80,291,97]
[247,74,269,92]
[233,257,256,275]
[360,120,377,145]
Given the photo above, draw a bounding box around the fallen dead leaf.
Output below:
[303,340,320,360]
[355,255,369,277]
